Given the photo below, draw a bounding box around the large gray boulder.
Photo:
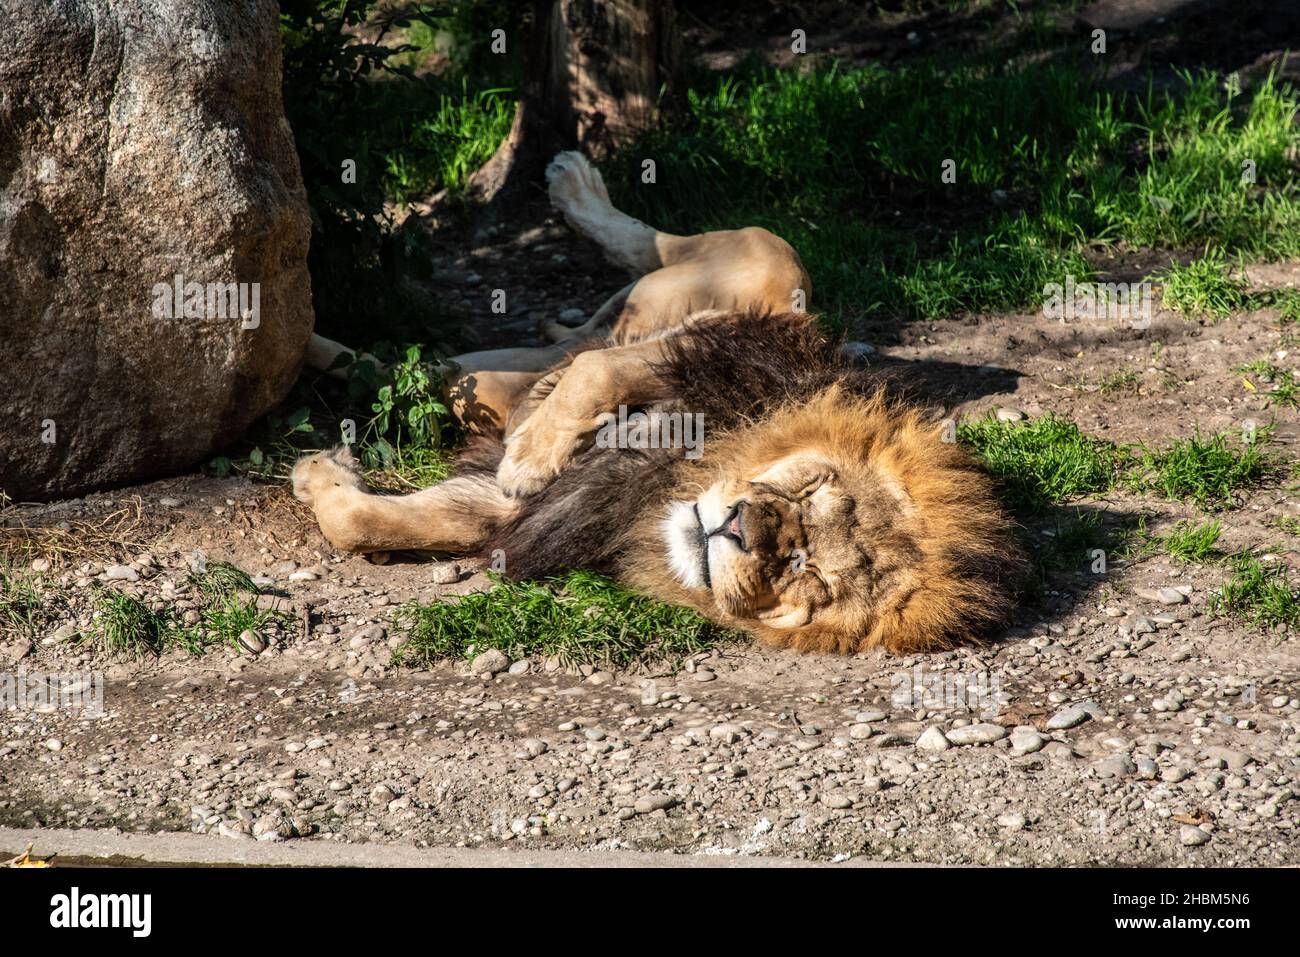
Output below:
[0,0,313,501]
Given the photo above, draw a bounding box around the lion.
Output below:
[293,154,1026,653]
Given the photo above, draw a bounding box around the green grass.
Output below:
[1162,519,1224,563]
[1129,430,1274,510]
[603,62,1300,324]
[77,562,288,658]
[1210,553,1300,632]
[1157,248,1247,318]
[1236,359,1299,409]
[1030,508,1110,592]
[957,413,1122,513]
[394,571,738,671]
[0,565,64,640]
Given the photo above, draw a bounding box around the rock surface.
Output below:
[0,0,312,499]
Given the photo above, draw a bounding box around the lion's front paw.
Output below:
[291,446,366,505]
[496,426,582,498]
[496,443,560,498]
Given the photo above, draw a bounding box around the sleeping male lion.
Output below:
[293,153,1026,653]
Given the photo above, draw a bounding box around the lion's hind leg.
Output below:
[547,152,674,276]
[291,449,519,555]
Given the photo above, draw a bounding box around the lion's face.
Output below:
[654,387,1022,653]
[664,454,883,631]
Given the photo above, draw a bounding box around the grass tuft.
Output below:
[1162,519,1224,563]
[1210,553,1300,632]
[958,413,1121,513]
[77,561,287,658]
[1129,430,1274,510]
[1157,248,1247,319]
[394,571,737,671]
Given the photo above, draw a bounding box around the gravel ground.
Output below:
[3,220,1298,869]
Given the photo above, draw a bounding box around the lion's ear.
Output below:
[331,445,359,468]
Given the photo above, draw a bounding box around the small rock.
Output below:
[945,723,1007,746]
[995,406,1025,423]
[507,660,530,676]
[996,812,1026,831]
[103,564,139,582]
[915,726,951,753]
[633,794,677,815]
[471,649,510,676]
[1046,703,1099,730]
[1010,726,1048,755]
[1093,754,1136,779]
[237,630,267,655]
[288,569,318,582]
[430,563,460,585]
[1179,825,1211,847]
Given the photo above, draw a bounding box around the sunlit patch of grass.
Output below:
[1162,519,1224,563]
[84,590,172,658]
[958,413,1122,513]
[77,561,287,658]
[1128,430,1274,510]
[1157,248,1247,319]
[1211,552,1300,633]
[394,571,738,671]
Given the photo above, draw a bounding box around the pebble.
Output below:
[45,738,63,752]
[507,660,530,675]
[1046,702,1102,730]
[237,630,267,655]
[159,497,181,507]
[471,649,510,676]
[103,564,139,582]
[1010,726,1048,755]
[915,726,951,752]
[1179,825,1212,847]
[288,569,319,582]
[1136,586,1188,606]
[996,812,1026,831]
[1201,746,1253,771]
[633,794,677,815]
[430,563,460,585]
[1093,754,1136,779]
[945,723,1007,746]
[995,406,1025,422]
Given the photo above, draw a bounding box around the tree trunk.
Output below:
[465,0,677,226]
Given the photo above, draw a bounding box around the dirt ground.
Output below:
[2,0,1298,867]
[3,244,1297,864]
